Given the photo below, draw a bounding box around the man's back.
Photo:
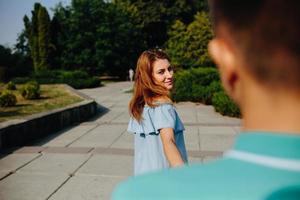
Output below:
[112,133,300,199]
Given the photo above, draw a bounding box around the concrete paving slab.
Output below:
[49,175,126,200]
[0,153,40,174]
[12,146,46,153]
[114,96,130,106]
[93,147,133,156]
[43,147,93,154]
[110,131,133,149]
[94,110,124,123]
[111,111,130,123]
[233,126,242,133]
[188,156,202,164]
[95,96,129,109]
[113,102,130,108]
[202,155,222,163]
[198,126,237,135]
[188,150,222,158]
[97,101,115,108]
[197,115,226,124]
[224,117,242,125]
[184,126,200,151]
[109,105,128,112]
[197,114,230,125]
[176,104,198,124]
[77,154,133,177]
[78,87,107,96]
[187,155,222,165]
[70,124,126,148]
[0,173,68,200]
[199,134,235,152]
[39,124,98,147]
[196,104,238,125]
[18,154,90,175]
[0,171,10,179]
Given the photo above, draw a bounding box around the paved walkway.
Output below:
[0,82,241,200]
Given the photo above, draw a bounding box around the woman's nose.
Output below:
[165,70,173,78]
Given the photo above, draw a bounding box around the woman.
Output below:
[128,49,188,175]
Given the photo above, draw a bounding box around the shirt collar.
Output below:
[233,132,300,159]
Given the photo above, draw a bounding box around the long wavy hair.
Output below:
[129,49,172,122]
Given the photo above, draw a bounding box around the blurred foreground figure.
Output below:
[112,0,300,199]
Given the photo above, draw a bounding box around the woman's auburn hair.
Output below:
[129,49,172,122]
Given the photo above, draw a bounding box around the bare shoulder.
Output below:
[152,96,173,105]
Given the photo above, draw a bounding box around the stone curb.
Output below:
[0,84,99,149]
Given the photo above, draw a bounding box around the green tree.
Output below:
[0,45,12,67]
[14,30,30,56]
[166,12,213,68]
[23,4,39,71]
[50,3,72,69]
[114,0,202,48]
[0,45,12,81]
[0,45,32,81]
[38,6,52,70]
[53,0,145,79]
[23,3,53,71]
[165,20,188,67]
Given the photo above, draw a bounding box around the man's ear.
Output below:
[208,38,240,101]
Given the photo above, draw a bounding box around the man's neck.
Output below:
[241,86,300,134]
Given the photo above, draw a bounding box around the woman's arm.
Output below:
[160,128,184,167]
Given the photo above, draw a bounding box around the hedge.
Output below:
[12,70,101,89]
[173,67,240,117]
[212,91,241,117]
[172,67,220,103]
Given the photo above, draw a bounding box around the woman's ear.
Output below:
[208,38,240,102]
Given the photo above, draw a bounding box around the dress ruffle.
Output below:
[127,103,185,137]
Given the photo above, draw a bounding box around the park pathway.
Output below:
[0,81,241,200]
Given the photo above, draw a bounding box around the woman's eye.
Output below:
[168,66,174,72]
[158,71,164,74]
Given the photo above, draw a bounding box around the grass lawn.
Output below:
[0,84,83,123]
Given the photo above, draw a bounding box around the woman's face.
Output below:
[152,59,174,90]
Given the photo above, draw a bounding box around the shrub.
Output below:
[191,84,207,102]
[6,81,16,90]
[12,70,101,89]
[0,90,17,107]
[172,70,193,101]
[11,77,33,84]
[205,81,223,104]
[59,71,101,89]
[71,70,90,79]
[20,81,40,99]
[172,67,220,103]
[212,91,241,117]
[173,67,240,117]
[32,70,61,84]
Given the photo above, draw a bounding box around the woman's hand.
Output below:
[160,128,184,167]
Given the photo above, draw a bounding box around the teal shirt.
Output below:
[112,132,300,200]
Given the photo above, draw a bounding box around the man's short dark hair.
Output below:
[209,0,300,90]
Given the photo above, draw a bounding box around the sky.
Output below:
[0,0,71,48]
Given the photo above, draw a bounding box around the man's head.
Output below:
[208,0,300,105]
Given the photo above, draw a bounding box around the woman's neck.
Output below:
[151,96,172,104]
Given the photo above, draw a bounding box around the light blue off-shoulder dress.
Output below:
[128,103,188,175]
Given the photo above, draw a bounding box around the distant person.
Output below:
[112,0,300,199]
[129,68,134,82]
[127,49,188,175]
